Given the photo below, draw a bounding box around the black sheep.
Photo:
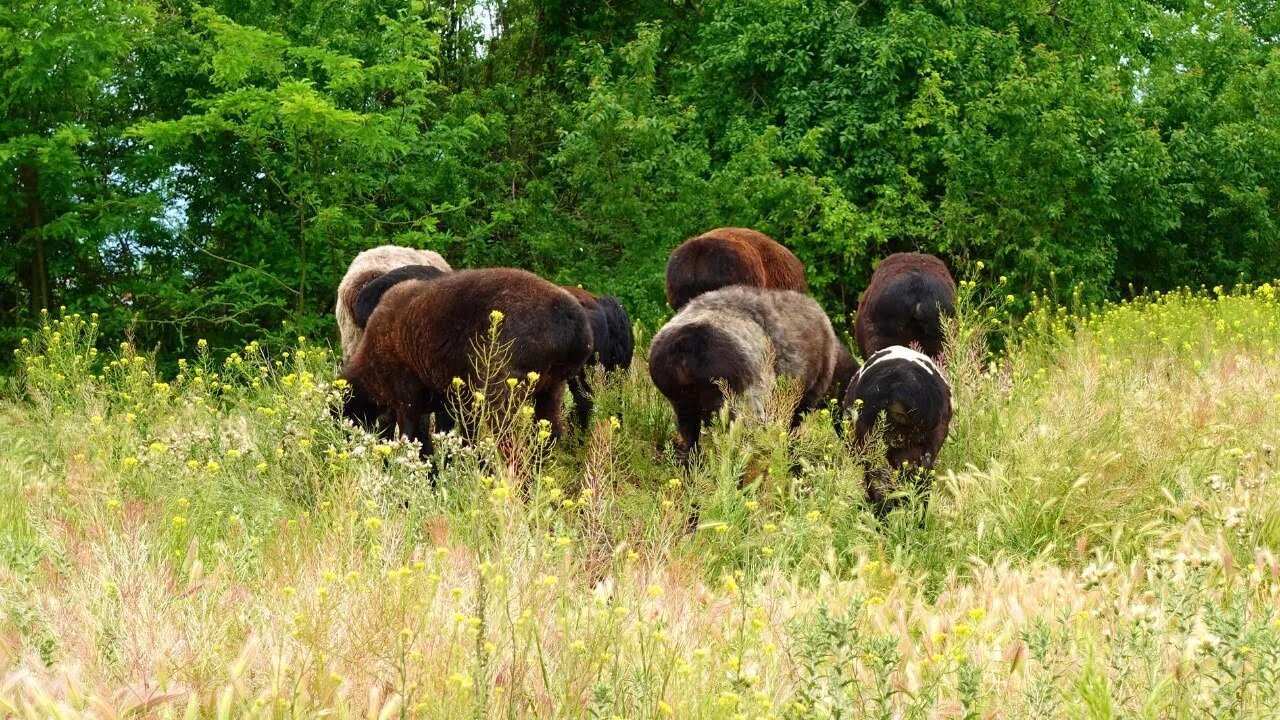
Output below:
[845,345,953,517]
[855,253,956,362]
[561,286,635,429]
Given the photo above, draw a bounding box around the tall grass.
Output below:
[1,284,1279,718]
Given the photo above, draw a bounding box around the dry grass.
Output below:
[2,283,1279,718]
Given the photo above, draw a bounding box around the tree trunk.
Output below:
[297,197,307,324]
[18,163,51,315]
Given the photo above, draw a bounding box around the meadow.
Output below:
[2,281,1280,719]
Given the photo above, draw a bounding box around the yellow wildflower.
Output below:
[722,574,740,594]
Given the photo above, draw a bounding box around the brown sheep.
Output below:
[648,286,840,459]
[340,269,592,457]
[845,345,953,518]
[664,228,808,311]
[854,253,956,362]
[336,245,451,362]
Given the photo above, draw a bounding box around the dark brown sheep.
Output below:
[854,253,956,362]
[664,227,808,311]
[340,269,592,457]
[561,286,635,429]
[844,345,953,518]
[649,286,840,459]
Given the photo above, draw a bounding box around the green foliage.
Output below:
[3,0,1280,364]
[0,0,162,351]
[126,2,461,351]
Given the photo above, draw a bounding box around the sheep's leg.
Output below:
[533,382,568,438]
[392,375,433,460]
[673,403,705,465]
[863,464,895,519]
[432,405,458,436]
[395,405,434,460]
[375,410,399,440]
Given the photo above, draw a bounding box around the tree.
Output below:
[5,0,1280,367]
[129,3,465,347]
[0,0,156,343]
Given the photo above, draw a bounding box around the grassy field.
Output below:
[2,282,1280,718]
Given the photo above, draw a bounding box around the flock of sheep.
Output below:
[334,228,956,516]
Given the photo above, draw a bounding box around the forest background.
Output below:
[4,0,1279,363]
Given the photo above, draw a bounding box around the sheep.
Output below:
[336,245,451,362]
[340,269,592,458]
[560,286,635,429]
[336,263,453,436]
[648,285,840,458]
[664,227,808,311]
[352,264,450,329]
[855,253,956,362]
[844,345,953,518]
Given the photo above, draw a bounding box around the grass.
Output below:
[1,281,1279,718]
